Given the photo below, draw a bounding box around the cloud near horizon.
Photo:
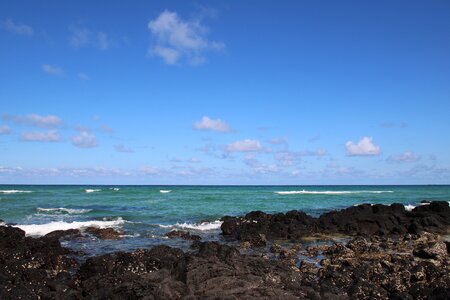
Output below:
[193,116,231,132]
[148,10,224,65]
[345,137,380,156]
[114,144,134,153]
[387,151,421,163]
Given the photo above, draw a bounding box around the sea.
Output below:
[1,185,449,256]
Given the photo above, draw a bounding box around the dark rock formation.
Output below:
[45,229,81,240]
[0,226,80,299]
[85,226,122,240]
[1,202,450,299]
[221,201,450,245]
[165,230,201,241]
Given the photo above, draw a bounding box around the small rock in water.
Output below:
[85,227,122,240]
[165,230,201,241]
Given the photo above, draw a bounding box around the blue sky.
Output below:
[0,0,449,184]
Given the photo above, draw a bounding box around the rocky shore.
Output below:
[1,202,449,299]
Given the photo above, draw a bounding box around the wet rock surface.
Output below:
[165,230,201,241]
[221,201,450,245]
[85,226,122,240]
[1,201,449,299]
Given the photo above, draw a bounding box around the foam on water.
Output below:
[37,207,92,214]
[159,220,222,231]
[85,189,101,193]
[110,188,120,191]
[160,190,171,194]
[15,217,125,236]
[0,190,33,194]
[276,190,394,195]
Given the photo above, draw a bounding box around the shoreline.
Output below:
[1,201,449,299]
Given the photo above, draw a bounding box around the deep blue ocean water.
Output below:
[1,185,449,255]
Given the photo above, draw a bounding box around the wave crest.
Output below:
[159,220,222,231]
[85,189,101,193]
[0,190,33,194]
[37,207,92,214]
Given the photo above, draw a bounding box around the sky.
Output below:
[0,0,449,185]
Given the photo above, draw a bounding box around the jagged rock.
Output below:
[165,230,201,241]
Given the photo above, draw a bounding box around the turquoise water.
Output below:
[1,185,449,255]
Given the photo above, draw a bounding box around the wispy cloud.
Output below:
[99,124,114,134]
[114,144,134,153]
[387,151,421,163]
[42,64,64,76]
[3,114,62,128]
[78,73,89,81]
[20,130,61,142]
[2,19,33,36]
[148,10,224,65]
[170,157,200,163]
[69,26,111,50]
[267,137,288,145]
[71,131,97,148]
[226,139,265,153]
[0,125,11,135]
[345,137,380,156]
[193,116,231,132]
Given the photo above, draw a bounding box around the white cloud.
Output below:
[193,116,231,132]
[226,139,264,153]
[42,64,63,76]
[345,137,380,156]
[387,151,420,163]
[99,124,114,134]
[148,10,224,65]
[171,157,200,163]
[3,114,62,128]
[20,130,61,142]
[69,26,90,47]
[71,131,97,148]
[0,125,11,135]
[114,144,134,153]
[2,19,33,36]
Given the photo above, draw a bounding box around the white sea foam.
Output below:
[160,190,171,194]
[275,190,394,195]
[159,220,222,231]
[405,202,430,212]
[110,188,120,191]
[0,190,33,194]
[15,218,125,236]
[37,207,92,214]
[85,189,101,193]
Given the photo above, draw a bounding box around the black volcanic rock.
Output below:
[85,226,122,239]
[165,230,201,241]
[45,229,81,240]
[221,201,450,244]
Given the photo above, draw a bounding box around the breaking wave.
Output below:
[159,220,222,231]
[37,207,92,214]
[14,217,125,236]
[0,190,33,194]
